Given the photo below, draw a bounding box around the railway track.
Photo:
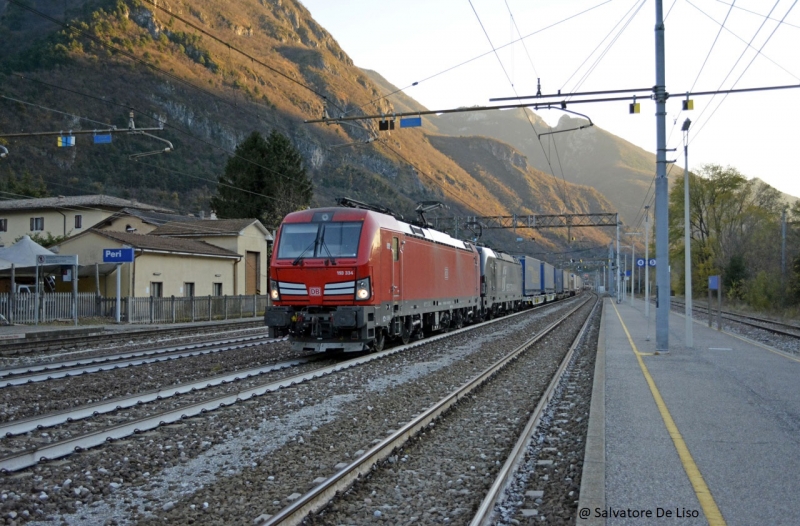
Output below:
[267,295,598,525]
[671,298,800,342]
[0,333,278,387]
[0,318,264,357]
[0,296,590,524]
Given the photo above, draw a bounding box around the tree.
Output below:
[0,170,49,199]
[668,163,785,305]
[210,130,312,229]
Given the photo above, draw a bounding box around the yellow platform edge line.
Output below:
[611,301,726,526]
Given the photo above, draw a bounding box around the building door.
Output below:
[245,251,259,295]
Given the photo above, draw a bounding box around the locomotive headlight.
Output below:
[355,278,371,300]
[269,280,280,301]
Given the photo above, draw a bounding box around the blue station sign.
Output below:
[103,248,135,263]
[636,258,646,267]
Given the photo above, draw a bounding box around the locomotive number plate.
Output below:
[309,287,322,296]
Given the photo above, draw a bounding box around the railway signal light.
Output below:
[629,95,640,114]
[682,93,694,111]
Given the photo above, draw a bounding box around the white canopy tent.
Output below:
[0,235,55,269]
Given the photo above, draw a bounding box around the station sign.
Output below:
[37,254,78,265]
[649,258,657,267]
[709,275,720,290]
[636,258,646,267]
[103,248,135,263]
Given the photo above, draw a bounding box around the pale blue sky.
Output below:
[300,0,800,200]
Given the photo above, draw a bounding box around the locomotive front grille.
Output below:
[278,282,308,296]
[324,280,355,296]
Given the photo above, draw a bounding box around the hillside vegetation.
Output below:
[1,0,619,255]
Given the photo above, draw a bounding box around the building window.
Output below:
[0,219,6,232]
[213,283,223,296]
[30,217,44,231]
[75,215,82,229]
[184,282,195,297]
[151,282,163,298]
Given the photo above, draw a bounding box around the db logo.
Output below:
[309,287,321,296]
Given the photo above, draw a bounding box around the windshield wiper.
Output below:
[318,225,337,266]
[292,239,317,266]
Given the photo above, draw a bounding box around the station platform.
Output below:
[579,297,800,525]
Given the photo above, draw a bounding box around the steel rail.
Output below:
[0,319,265,356]
[0,354,313,437]
[0,335,278,387]
[471,295,600,525]
[670,299,800,338]
[261,295,592,526]
[0,298,576,473]
[0,333,275,381]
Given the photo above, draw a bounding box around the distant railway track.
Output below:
[0,318,264,356]
[671,298,800,339]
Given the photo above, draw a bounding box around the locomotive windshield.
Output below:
[277,222,363,260]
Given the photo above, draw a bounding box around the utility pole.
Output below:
[616,217,621,303]
[654,0,670,352]
[645,205,651,319]
[683,118,693,348]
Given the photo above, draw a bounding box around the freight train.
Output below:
[264,203,582,353]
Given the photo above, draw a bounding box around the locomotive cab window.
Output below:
[392,237,399,261]
[277,222,362,259]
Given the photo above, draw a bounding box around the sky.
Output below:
[299,0,800,201]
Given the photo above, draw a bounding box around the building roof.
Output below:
[149,218,271,238]
[93,208,203,229]
[89,229,240,258]
[0,195,174,213]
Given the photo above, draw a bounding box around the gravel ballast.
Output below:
[0,298,592,525]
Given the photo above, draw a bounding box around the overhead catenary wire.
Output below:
[714,0,800,29]
[560,0,644,95]
[689,0,737,94]
[686,0,800,81]
[690,0,797,143]
[139,0,343,114]
[1,95,116,129]
[4,74,312,197]
[468,0,573,212]
[566,0,648,97]
[342,0,613,117]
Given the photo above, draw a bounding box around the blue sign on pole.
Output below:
[625,270,631,277]
[400,116,422,128]
[709,275,719,290]
[103,248,135,263]
[648,258,657,267]
[636,258,646,267]
[93,134,113,144]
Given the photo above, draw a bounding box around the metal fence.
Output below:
[0,293,268,325]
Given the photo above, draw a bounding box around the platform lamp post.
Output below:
[620,244,632,304]
[625,232,642,306]
[682,118,693,348]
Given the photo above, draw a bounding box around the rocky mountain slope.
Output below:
[0,0,620,254]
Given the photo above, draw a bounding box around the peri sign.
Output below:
[103,248,135,263]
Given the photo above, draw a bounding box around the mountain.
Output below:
[0,0,618,256]
[362,69,673,226]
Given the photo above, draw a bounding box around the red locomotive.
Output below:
[265,201,481,352]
